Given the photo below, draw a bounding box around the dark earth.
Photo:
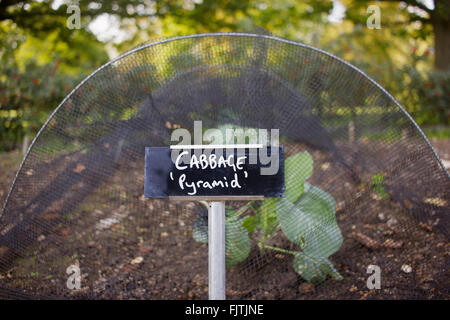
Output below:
[0,139,449,300]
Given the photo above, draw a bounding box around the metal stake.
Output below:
[208,201,226,300]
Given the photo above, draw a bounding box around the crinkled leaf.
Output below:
[242,215,256,234]
[277,185,342,258]
[225,213,251,268]
[192,209,208,243]
[192,208,251,268]
[293,252,342,284]
[259,198,279,238]
[285,152,313,203]
[297,182,336,217]
[241,199,279,237]
[193,224,208,243]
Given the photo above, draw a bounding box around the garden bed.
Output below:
[0,140,448,300]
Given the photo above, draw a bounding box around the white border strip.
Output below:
[170,144,263,149]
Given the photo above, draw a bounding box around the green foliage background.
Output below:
[0,0,448,151]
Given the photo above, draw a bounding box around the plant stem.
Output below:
[235,201,253,217]
[261,244,297,256]
[198,201,209,209]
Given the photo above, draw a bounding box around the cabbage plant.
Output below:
[193,151,343,284]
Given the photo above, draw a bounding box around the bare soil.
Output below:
[0,140,449,300]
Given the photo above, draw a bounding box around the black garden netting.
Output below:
[0,33,449,299]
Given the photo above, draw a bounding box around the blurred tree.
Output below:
[0,3,109,151]
[343,0,449,70]
[0,0,336,151]
[0,0,335,50]
[113,0,334,55]
[322,2,449,125]
[0,0,447,151]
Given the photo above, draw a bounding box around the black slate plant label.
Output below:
[144,147,284,198]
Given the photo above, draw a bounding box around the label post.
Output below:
[208,201,226,300]
[144,144,284,300]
